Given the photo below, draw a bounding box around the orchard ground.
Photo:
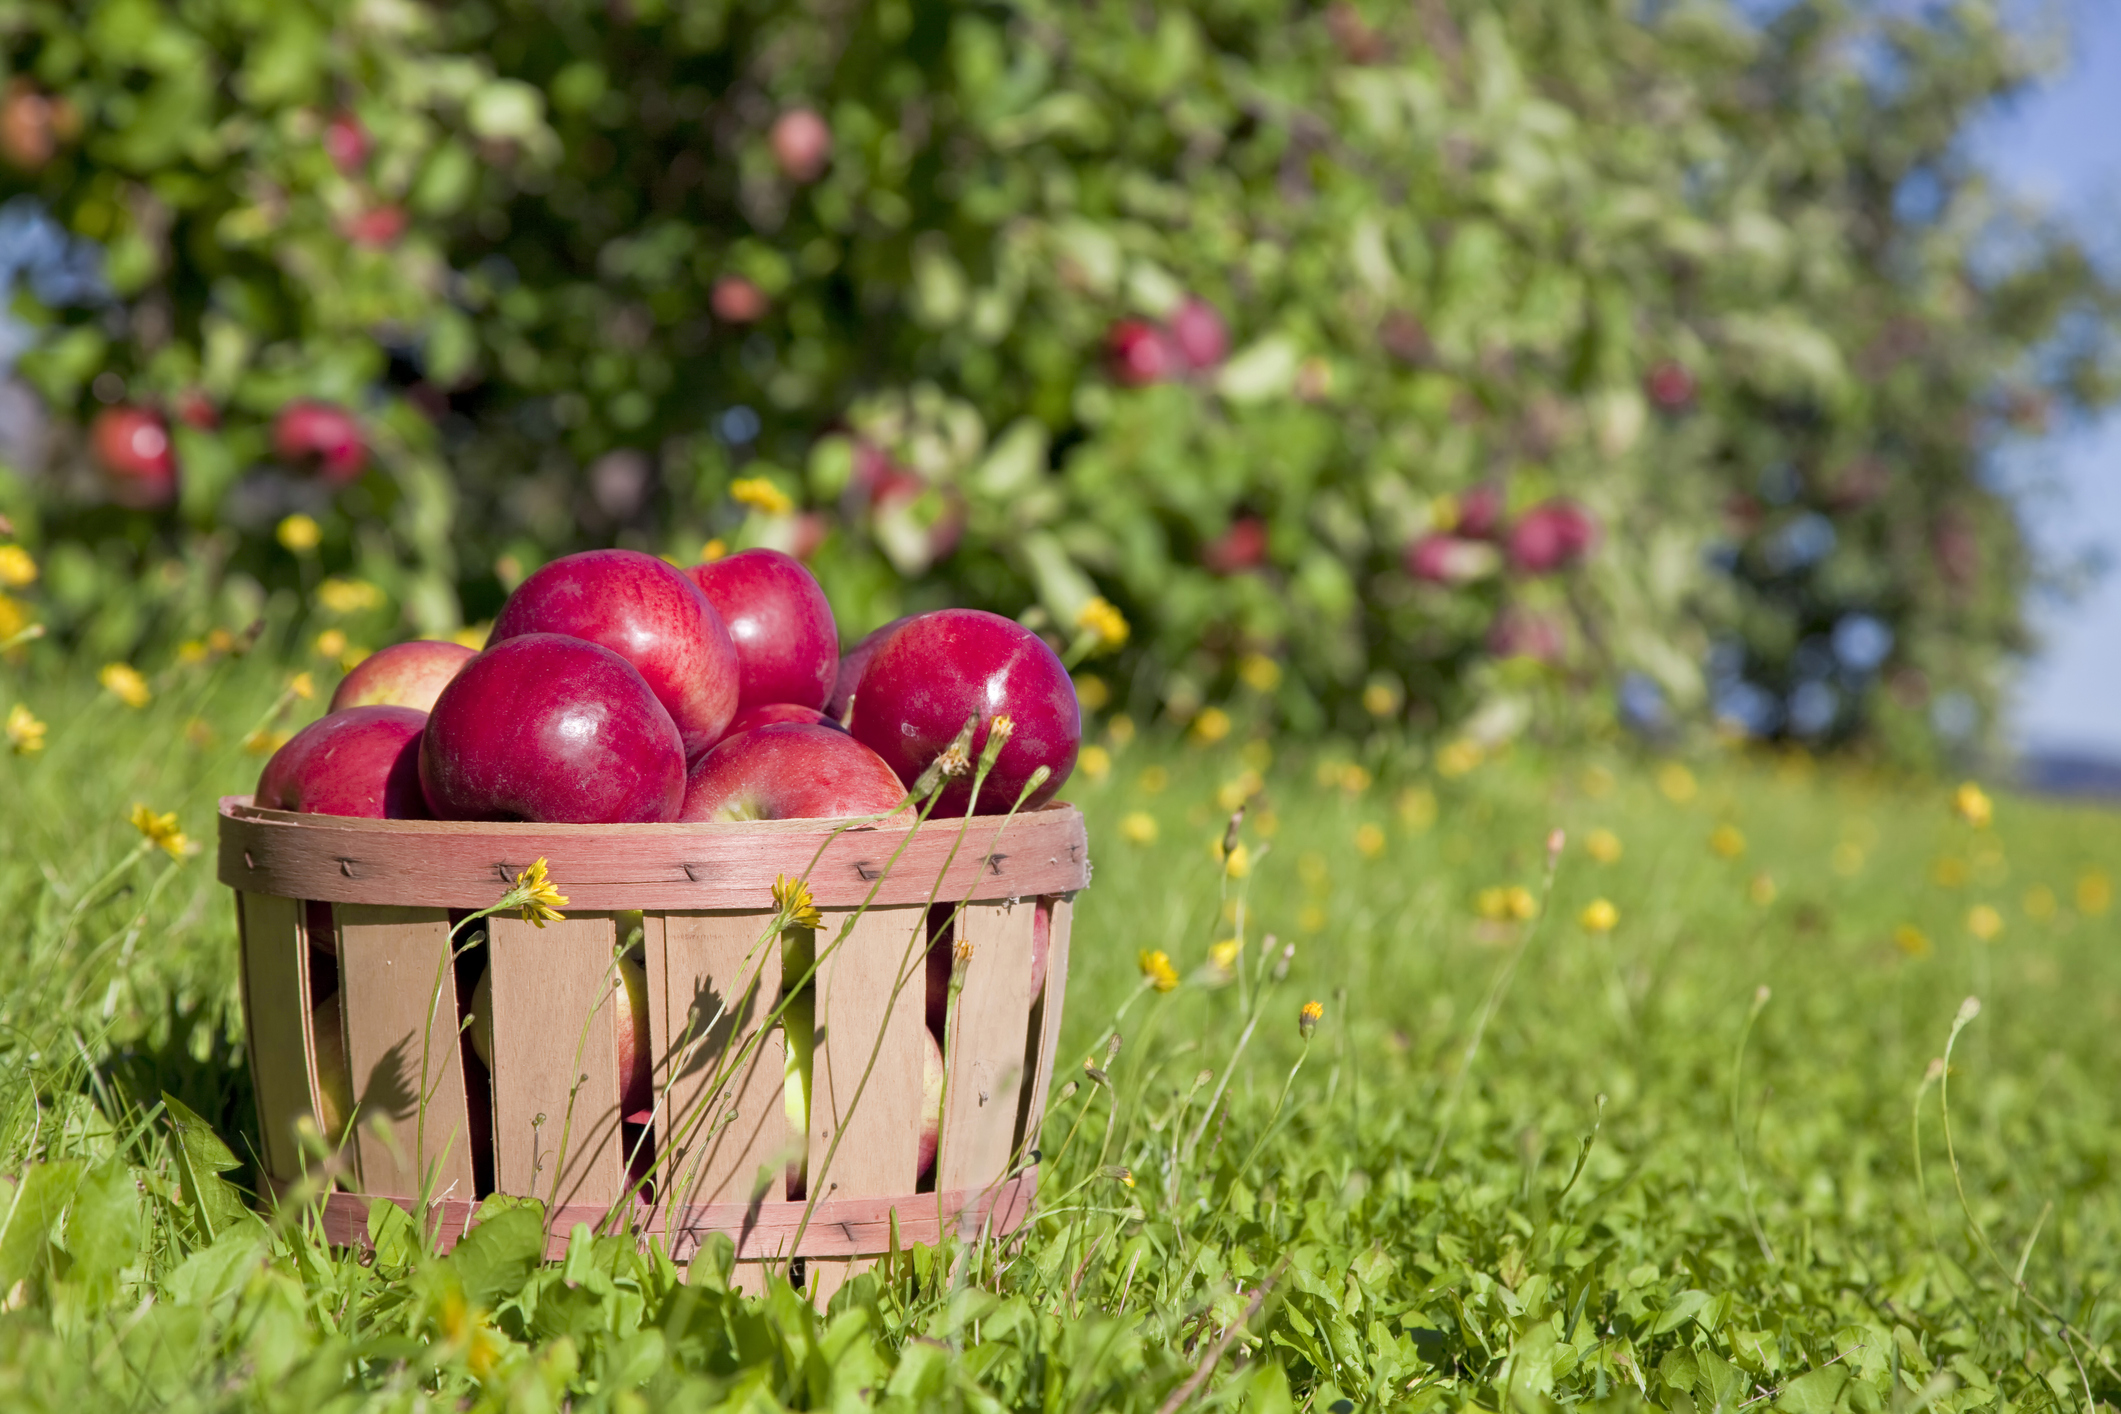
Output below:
[3,646,2120,1411]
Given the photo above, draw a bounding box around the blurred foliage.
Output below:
[0,0,2117,758]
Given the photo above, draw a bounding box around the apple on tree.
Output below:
[1168,297,1229,373]
[91,406,176,508]
[256,705,431,818]
[850,609,1080,816]
[328,639,475,714]
[493,548,740,760]
[1506,499,1599,575]
[686,548,838,716]
[1106,319,1181,387]
[769,107,832,182]
[419,633,687,823]
[274,401,367,483]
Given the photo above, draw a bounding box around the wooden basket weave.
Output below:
[218,796,1088,1302]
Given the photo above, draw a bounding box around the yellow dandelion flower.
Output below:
[316,578,385,615]
[1585,828,1623,864]
[1075,674,1110,711]
[1337,762,1372,794]
[1214,771,1262,812]
[1119,811,1158,845]
[1135,765,1167,795]
[1436,739,1483,778]
[0,593,32,643]
[1893,924,1932,959]
[1361,678,1403,718]
[1298,904,1327,933]
[2078,870,2111,916]
[1237,653,1281,692]
[276,513,322,553]
[0,545,36,587]
[1075,596,1129,652]
[1107,713,1136,747]
[1951,782,1993,829]
[242,728,291,755]
[1966,904,2003,941]
[1748,873,1778,906]
[1933,856,1968,889]
[314,628,348,660]
[730,476,795,516]
[128,804,189,859]
[772,874,823,931]
[699,538,728,562]
[6,703,46,755]
[1298,999,1323,1041]
[1475,887,1510,921]
[1579,898,1619,933]
[1221,841,1251,879]
[1505,886,1537,921]
[509,857,570,928]
[176,640,210,665]
[2022,885,2057,921]
[1137,949,1178,993]
[1209,939,1240,974]
[1657,762,1698,804]
[1354,823,1385,859]
[100,663,151,709]
[1190,705,1232,744]
[206,628,237,654]
[288,671,315,701]
[1078,744,1111,782]
[1709,824,1746,859]
[1397,785,1437,831]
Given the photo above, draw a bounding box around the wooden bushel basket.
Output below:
[218,795,1088,1303]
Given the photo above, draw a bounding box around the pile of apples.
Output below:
[271,546,1084,1191]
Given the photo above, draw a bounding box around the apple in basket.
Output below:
[256,705,430,818]
[469,953,654,1121]
[686,548,840,717]
[420,633,687,823]
[680,723,907,822]
[328,640,474,714]
[826,615,914,724]
[849,608,1080,816]
[718,702,844,738]
[492,548,740,761]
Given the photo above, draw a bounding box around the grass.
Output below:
[5,638,2121,1411]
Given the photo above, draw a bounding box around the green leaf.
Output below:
[1775,1365,1853,1414]
[162,1093,247,1242]
[451,1200,547,1311]
[0,1161,83,1287]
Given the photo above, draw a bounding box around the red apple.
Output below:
[470,955,652,1121]
[91,406,177,507]
[256,705,431,818]
[686,548,839,714]
[1488,606,1567,662]
[1404,534,1499,585]
[720,702,844,738]
[712,275,769,323]
[1203,517,1268,575]
[419,633,687,823]
[1169,297,1228,372]
[1645,359,1696,410]
[680,723,907,822]
[770,107,832,182]
[848,608,1080,816]
[328,639,475,714]
[1107,319,1181,387]
[1506,500,1599,575]
[1456,484,1506,540]
[324,112,368,173]
[493,548,740,760]
[274,401,367,484]
[174,389,218,430]
[828,616,915,725]
[312,996,353,1141]
[344,205,405,248]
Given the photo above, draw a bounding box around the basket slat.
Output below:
[808,906,925,1207]
[1017,896,1074,1160]
[651,911,786,1208]
[489,913,624,1211]
[937,902,1034,1194]
[237,892,317,1185]
[337,905,476,1203]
